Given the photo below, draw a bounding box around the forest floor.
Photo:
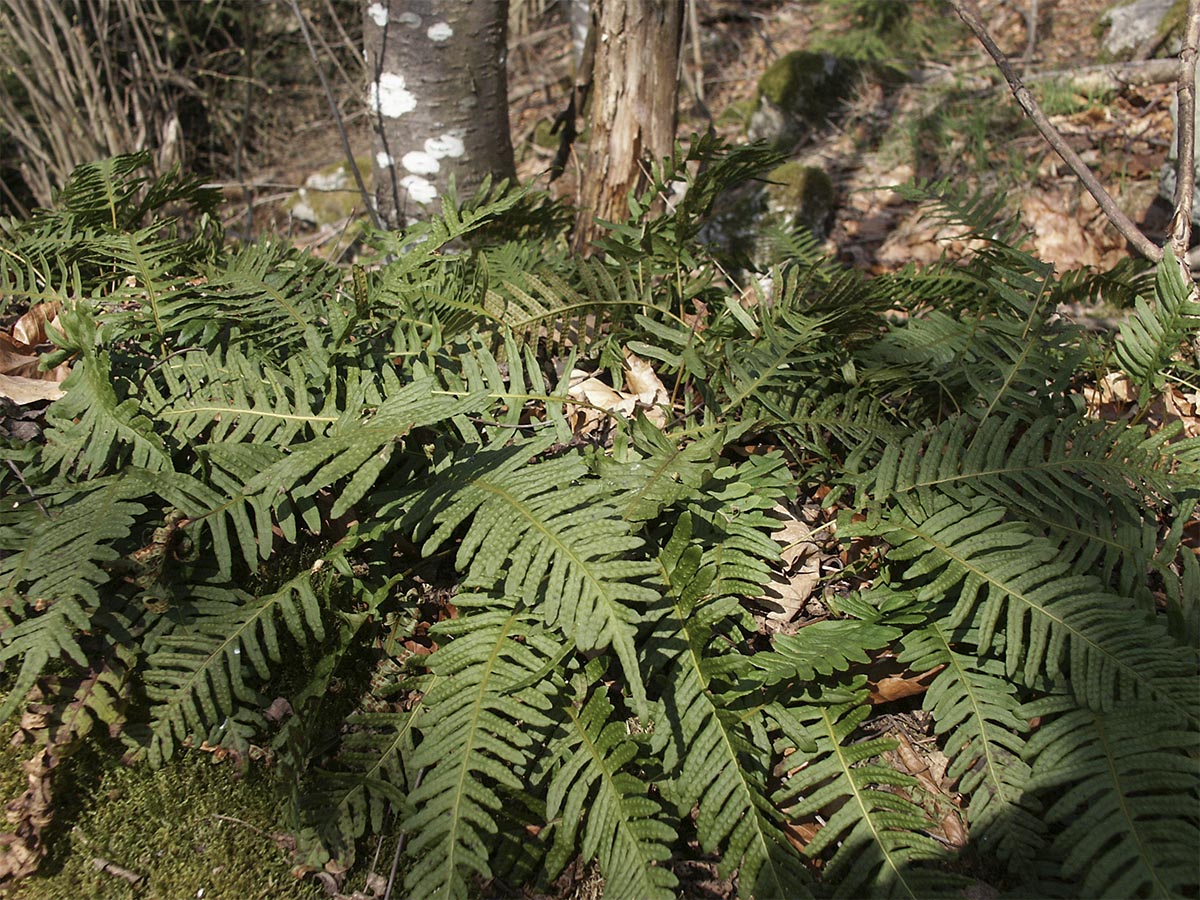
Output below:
[242,0,1179,288]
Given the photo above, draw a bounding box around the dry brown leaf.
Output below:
[0,748,57,885]
[756,505,825,624]
[0,335,42,379]
[566,351,670,435]
[11,302,61,347]
[0,374,66,404]
[868,665,941,704]
[623,350,668,406]
[890,732,969,849]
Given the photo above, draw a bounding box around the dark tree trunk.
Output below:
[364,0,516,227]
[572,0,683,254]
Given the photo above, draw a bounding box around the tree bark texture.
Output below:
[364,0,515,227]
[573,0,683,254]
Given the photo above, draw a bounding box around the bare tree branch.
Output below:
[1168,0,1200,258]
[948,0,1164,263]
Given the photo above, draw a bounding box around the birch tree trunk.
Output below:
[572,0,683,253]
[363,0,516,227]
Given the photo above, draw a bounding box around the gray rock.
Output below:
[1100,0,1176,58]
[1158,63,1200,225]
[746,52,858,151]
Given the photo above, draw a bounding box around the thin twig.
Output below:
[948,0,1164,262]
[91,857,144,885]
[287,0,383,232]
[383,766,425,900]
[1169,0,1200,258]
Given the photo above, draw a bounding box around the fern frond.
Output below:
[655,516,813,898]
[898,624,1044,870]
[402,592,560,899]
[0,597,93,722]
[161,241,345,358]
[41,307,171,477]
[403,437,661,715]
[1020,695,1200,898]
[0,479,145,616]
[849,496,1199,726]
[780,687,961,898]
[544,686,678,900]
[1115,249,1200,400]
[144,574,325,764]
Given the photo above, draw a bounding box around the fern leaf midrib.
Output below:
[158,406,338,425]
[442,612,518,893]
[472,477,646,713]
[676,603,795,893]
[1094,713,1170,898]
[897,515,1191,723]
[928,624,1013,809]
[817,706,921,900]
[561,699,668,897]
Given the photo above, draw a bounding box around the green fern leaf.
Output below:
[655,518,813,898]
[403,437,661,715]
[144,574,324,764]
[780,687,962,898]
[544,687,678,900]
[1020,696,1200,898]
[402,593,560,899]
[899,624,1044,870]
[849,496,1199,726]
[1115,249,1200,401]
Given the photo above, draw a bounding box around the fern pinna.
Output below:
[0,152,1197,898]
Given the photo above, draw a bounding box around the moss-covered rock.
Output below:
[286,157,373,226]
[747,51,859,150]
[764,161,835,239]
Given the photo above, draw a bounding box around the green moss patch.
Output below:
[8,751,319,900]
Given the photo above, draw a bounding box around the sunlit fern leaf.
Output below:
[40,308,171,477]
[779,686,964,899]
[849,496,1200,727]
[149,347,335,448]
[899,624,1045,871]
[865,413,1177,544]
[0,479,145,617]
[757,620,902,685]
[720,305,832,417]
[144,574,324,765]
[426,332,576,447]
[683,453,792,600]
[595,417,734,523]
[1115,248,1200,402]
[654,517,813,898]
[401,592,560,900]
[171,376,487,573]
[543,687,679,900]
[402,436,661,716]
[160,241,344,357]
[1019,695,1200,898]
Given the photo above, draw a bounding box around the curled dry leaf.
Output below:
[0,374,66,404]
[0,748,57,885]
[11,302,61,348]
[565,350,670,434]
[756,504,824,625]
